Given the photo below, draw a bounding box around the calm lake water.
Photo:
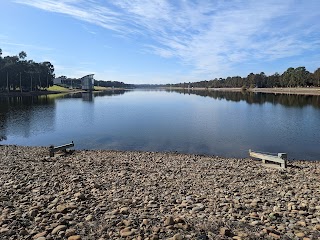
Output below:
[0,89,319,160]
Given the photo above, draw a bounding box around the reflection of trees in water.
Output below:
[0,96,56,140]
[0,90,128,141]
[94,90,126,97]
[168,89,320,109]
[58,90,127,100]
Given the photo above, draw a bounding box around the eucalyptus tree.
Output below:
[294,67,311,87]
[313,68,320,87]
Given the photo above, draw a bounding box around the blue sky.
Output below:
[1,0,320,84]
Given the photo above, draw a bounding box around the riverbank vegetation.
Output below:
[170,67,320,89]
[0,49,55,92]
[94,80,134,89]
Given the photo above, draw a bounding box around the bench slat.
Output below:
[51,143,74,152]
[49,142,74,157]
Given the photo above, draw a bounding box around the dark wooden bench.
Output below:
[49,141,74,157]
[249,149,287,169]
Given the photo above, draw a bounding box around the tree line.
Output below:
[94,80,134,89]
[0,48,55,92]
[170,67,320,89]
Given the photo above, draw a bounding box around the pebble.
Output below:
[191,203,205,212]
[65,228,76,237]
[250,220,260,226]
[0,228,9,233]
[52,225,67,234]
[220,227,232,237]
[1,145,319,240]
[295,232,305,237]
[142,219,149,225]
[32,231,47,239]
[119,207,129,214]
[85,214,93,221]
[172,233,183,240]
[68,236,81,240]
[35,237,46,240]
[269,232,281,239]
[164,216,175,226]
[74,192,86,200]
[120,227,134,237]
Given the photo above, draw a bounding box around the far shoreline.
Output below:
[1,87,320,97]
[166,87,320,96]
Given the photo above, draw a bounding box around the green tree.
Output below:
[267,73,280,87]
[18,51,27,60]
[246,73,255,88]
[295,67,311,87]
[281,67,295,87]
[313,68,320,87]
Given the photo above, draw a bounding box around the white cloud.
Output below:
[14,0,320,78]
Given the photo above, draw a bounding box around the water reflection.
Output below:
[0,90,127,142]
[0,95,56,141]
[168,89,320,109]
[54,90,127,100]
[0,89,319,160]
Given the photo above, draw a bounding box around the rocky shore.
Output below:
[0,145,319,240]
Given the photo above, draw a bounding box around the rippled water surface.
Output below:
[1,90,319,160]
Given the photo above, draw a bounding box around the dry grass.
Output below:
[47,85,70,92]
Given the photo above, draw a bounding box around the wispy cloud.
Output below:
[0,41,53,51]
[53,64,95,78]
[14,0,320,78]
[81,25,97,35]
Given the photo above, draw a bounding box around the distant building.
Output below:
[53,74,94,90]
[53,77,63,85]
[81,74,94,91]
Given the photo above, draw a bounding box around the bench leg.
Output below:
[281,162,287,169]
[50,151,54,157]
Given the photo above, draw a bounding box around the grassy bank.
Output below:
[0,145,319,239]
[0,85,128,97]
[47,85,72,92]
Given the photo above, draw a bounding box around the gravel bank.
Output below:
[0,145,319,240]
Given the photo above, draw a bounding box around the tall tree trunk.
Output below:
[30,74,33,92]
[38,74,41,90]
[20,72,22,93]
[6,72,9,93]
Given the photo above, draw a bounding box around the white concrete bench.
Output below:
[249,149,287,169]
[49,141,74,157]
